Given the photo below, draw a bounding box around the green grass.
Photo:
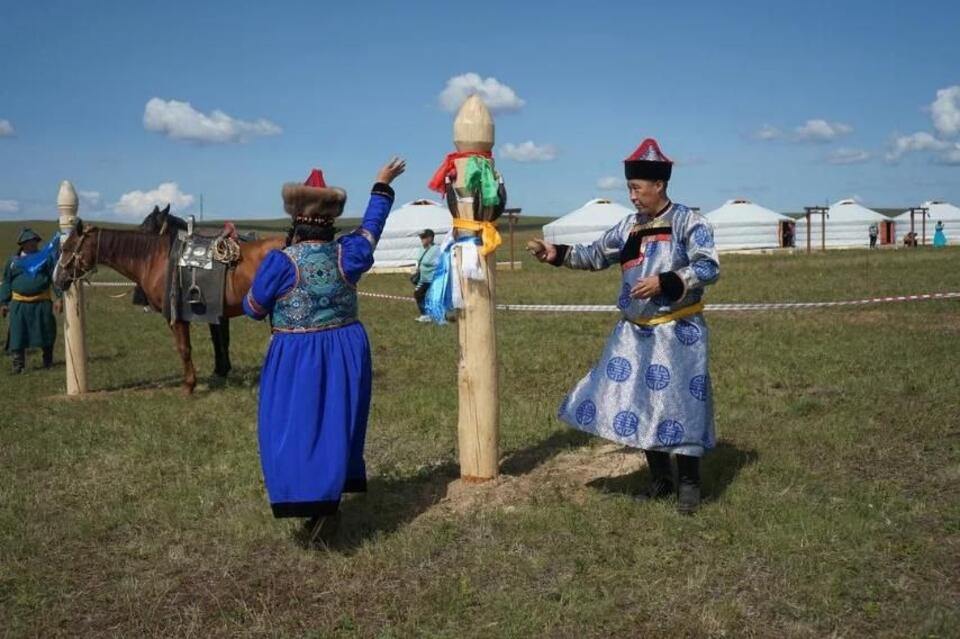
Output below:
[1,219,959,638]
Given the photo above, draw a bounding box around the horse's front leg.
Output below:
[171,320,197,395]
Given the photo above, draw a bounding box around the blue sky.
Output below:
[1,0,959,221]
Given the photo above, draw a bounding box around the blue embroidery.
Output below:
[645,241,660,258]
[656,420,685,445]
[651,293,671,307]
[692,225,714,248]
[272,243,357,330]
[575,400,597,426]
[689,375,709,401]
[605,357,633,382]
[613,411,640,437]
[674,238,687,257]
[674,320,701,345]
[645,364,671,391]
[692,260,718,281]
[617,282,631,310]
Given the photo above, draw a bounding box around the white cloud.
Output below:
[500,141,557,162]
[143,98,282,144]
[0,119,13,137]
[931,86,960,138]
[748,124,782,141]
[0,199,19,214]
[885,131,950,161]
[794,119,853,142]
[936,144,960,165]
[826,148,872,165]
[114,182,194,218]
[596,176,621,190]
[78,190,103,212]
[438,73,525,113]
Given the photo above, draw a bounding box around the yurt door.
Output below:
[880,221,894,245]
[779,221,796,248]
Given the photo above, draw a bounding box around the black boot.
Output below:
[676,454,702,515]
[636,450,674,501]
[304,512,341,548]
[42,346,54,369]
[11,350,25,374]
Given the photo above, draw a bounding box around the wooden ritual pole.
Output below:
[57,180,88,395]
[451,95,499,481]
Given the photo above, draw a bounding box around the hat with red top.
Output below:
[281,169,347,222]
[624,138,673,182]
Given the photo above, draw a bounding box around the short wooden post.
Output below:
[451,95,499,481]
[57,180,88,395]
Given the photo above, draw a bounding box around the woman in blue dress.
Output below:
[933,221,947,247]
[243,158,405,544]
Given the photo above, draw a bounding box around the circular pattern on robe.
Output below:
[693,260,718,281]
[674,319,701,345]
[645,364,671,390]
[689,374,709,401]
[645,240,660,258]
[613,411,640,437]
[617,282,632,310]
[318,295,331,307]
[282,288,312,322]
[605,357,633,382]
[575,400,597,426]
[692,225,714,248]
[656,419,685,446]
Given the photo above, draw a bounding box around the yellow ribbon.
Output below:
[627,301,705,326]
[12,289,52,303]
[452,218,502,256]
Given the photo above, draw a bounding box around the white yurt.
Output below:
[795,198,893,249]
[704,198,795,251]
[542,198,635,245]
[372,199,451,269]
[894,200,960,242]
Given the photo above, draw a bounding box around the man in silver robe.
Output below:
[528,138,720,514]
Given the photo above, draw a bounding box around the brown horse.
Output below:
[54,219,285,394]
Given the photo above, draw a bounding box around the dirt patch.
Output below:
[434,443,642,516]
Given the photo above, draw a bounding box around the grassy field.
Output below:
[1,219,958,638]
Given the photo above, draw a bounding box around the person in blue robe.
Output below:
[528,139,720,515]
[242,158,405,544]
[933,221,947,247]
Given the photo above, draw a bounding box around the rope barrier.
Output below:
[84,282,960,312]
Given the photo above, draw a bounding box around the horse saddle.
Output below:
[164,217,233,323]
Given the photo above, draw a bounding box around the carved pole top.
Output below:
[57,180,78,212]
[454,95,494,152]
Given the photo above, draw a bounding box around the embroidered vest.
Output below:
[271,242,357,331]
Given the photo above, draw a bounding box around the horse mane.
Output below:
[97,226,168,263]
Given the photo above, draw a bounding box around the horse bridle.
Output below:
[58,227,101,284]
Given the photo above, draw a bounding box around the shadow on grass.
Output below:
[325,430,593,553]
[500,429,593,476]
[328,462,460,553]
[586,441,758,502]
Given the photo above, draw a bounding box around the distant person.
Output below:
[782,223,794,248]
[242,158,405,546]
[904,231,918,248]
[0,228,62,374]
[933,221,947,248]
[527,138,719,515]
[412,229,441,323]
[868,223,879,249]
